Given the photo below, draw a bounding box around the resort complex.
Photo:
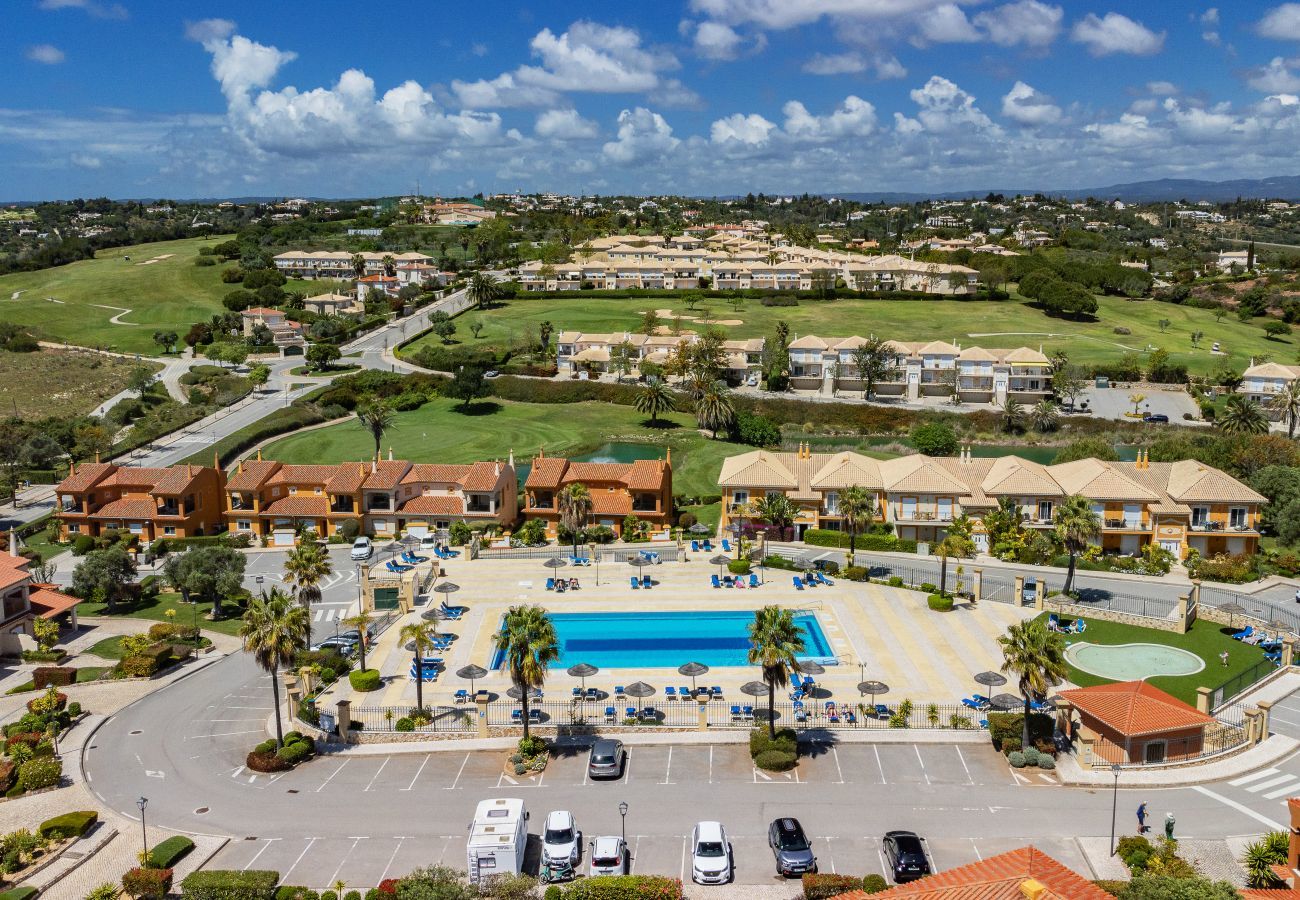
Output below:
[54,460,226,542]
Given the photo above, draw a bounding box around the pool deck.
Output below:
[324,554,1037,710]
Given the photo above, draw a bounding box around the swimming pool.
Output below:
[490,610,836,670]
[1065,642,1205,681]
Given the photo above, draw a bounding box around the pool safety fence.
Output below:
[1200,585,1300,636]
[1208,656,1283,711]
[349,703,478,734]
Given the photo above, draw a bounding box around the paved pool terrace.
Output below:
[330,555,1040,710]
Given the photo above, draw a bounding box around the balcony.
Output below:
[157,504,180,517]
[365,499,393,512]
[1104,518,1147,530]
[330,500,356,514]
[60,500,83,514]
[466,500,494,514]
[895,511,953,523]
[1191,520,1255,533]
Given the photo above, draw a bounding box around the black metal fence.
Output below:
[1208,657,1281,710]
[1200,586,1300,636]
[1062,590,1179,620]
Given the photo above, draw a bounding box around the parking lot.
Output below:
[207,742,1066,886]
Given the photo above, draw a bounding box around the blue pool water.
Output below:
[491,610,836,670]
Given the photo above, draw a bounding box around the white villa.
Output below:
[556,331,763,379]
[273,250,438,280]
[1240,361,1300,411]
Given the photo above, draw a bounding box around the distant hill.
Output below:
[831,175,1300,204]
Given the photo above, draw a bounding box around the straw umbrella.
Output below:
[689,523,712,535]
[974,670,1007,701]
[456,663,487,698]
[709,554,731,580]
[567,662,599,695]
[858,680,888,710]
[1218,602,1245,629]
[432,582,460,610]
[628,555,652,586]
[679,662,709,696]
[988,693,1022,711]
[741,680,771,727]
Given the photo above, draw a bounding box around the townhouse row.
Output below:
[53,450,672,547]
[273,250,437,280]
[717,444,1265,561]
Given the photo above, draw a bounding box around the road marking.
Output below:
[192,730,263,739]
[379,837,406,883]
[831,747,845,784]
[282,837,318,882]
[1244,774,1296,793]
[679,835,687,882]
[316,759,350,792]
[708,746,714,784]
[915,745,930,785]
[632,835,641,874]
[820,836,837,874]
[874,746,887,784]
[970,839,983,861]
[1192,785,1286,830]
[231,766,245,779]
[955,747,974,785]
[329,837,366,885]
[364,759,389,792]
[500,773,518,786]
[241,838,279,871]
[1263,781,1300,800]
[1232,768,1282,786]
[661,747,674,785]
[443,754,467,791]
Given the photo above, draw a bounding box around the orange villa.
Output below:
[55,460,226,543]
[522,450,673,539]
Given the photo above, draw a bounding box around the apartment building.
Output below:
[555,331,763,380]
[522,451,673,539]
[0,547,81,652]
[717,445,1264,559]
[272,250,435,280]
[1240,360,1300,410]
[241,307,305,350]
[55,461,226,542]
[223,452,517,545]
[786,336,1052,404]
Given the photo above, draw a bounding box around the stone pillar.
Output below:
[476,696,491,739]
[336,699,352,742]
[1175,594,1189,635]
[1054,699,1074,743]
[283,673,301,728]
[697,697,709,732]
[1285,637,1297,668]
[972,568,982,605]
[1014,575,1024,605]
[1195,686,1212,715]
[1244,708,1261,745]
[1287,797,1300,872]
[1190,579,1202,608]
[1258,700,1274,740]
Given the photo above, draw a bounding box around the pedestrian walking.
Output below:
[1164,812,1175,840]
[1136,802,1148,833]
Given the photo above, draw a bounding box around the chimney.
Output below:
[371,458,377,474]
[95,451,100,463]
[187,463,192,477]
[213,451,220,469]
[1019,880,1047,900]
[8,528,15,558]
[495,461,501,477]
[388,447,393,462]
[665,447,671,466]
[256,449,263,461]
[508,449,515,468]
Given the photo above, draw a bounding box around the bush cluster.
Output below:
[37,811,97,840]
[750,727,799,771]
[180,869,281,900]
[927,593,954,612]
[147,835,195,869]
[14,757,61,795]
[349,669,382,692]
[802,529,917,554]
[123,866,173,900]
[803,874,875,899]
[554,875,684,898]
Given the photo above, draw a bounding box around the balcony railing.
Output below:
[157,505,180,517]
[366,501,393,512]
[61,501,82,514]
[895,511,952,522]
[1104,518,1146,530]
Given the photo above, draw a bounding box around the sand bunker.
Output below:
[135,254,174,266]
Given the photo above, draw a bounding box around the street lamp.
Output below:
[1108,763,1121,855]
[137,797,149,863]
[618,801,628,843]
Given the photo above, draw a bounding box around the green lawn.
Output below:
[408,292,1284,377]
[20,516,66,563]
[78,590,245,636]
[0,237,342,356]
[262,396,748,498]
[85,635,128,660]
[0,349,162,419]
[1040,613,1269,706]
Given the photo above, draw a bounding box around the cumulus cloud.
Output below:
[1147,80,1179,96]
[1000,81,1061,125]
[896,76,994,134]
[1258,4,1300,39]
[187,24,298,103]
[601,107,679,163]
[973,1,1063,48]
[1071,12,1165,56]
[1247,57,1300,92]
[1084,112,1161,147]
[1201,7,1221,44]
[782,95,878,139]
[803,52,867,75]
[535,108,599,140]
[38,0,127,19]
[26,44,65,64]
[916,4,980,44]
[710,112,776,145]
[691,21,745,59]
[184,18,235,43]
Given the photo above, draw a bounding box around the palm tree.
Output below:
[936,515,975,596]
[635,381,677,426]
[695,380,735,438]
[399,620,438,714]
[356,401,394,460]
[468,272,501,310]
[282,542,333,609]
[997,618,1068,751]
[1053,494,1101,597]
[493,605,559,740]
[1271,382,1300,438]
[747,606,806,739]
[557,483,593,557]
[1030,400,1059,433]
[240,588,310,747]
[1221,394,1269,435]
[838,485,873,561]
[1001,397,1025,433]
[755,493,797,539]
[342,611,374,672]
[351,253,366,280]
[382,254,396,277]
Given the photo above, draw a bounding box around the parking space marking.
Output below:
[831,747,845,784]
[379,838,407,883]
[915,746,931,785]
[316,760,350,792]
[679,835,687,881]
[874,746,887,784]
[661,747,674,785]
[444,754,467,791]
[709,747,713,784]
[970,838,983,861]
[329,837,366,885]
[242,838,279,871]
[364,759,389,792]
[821,837,837,873]
[282,838,318,883]
[401,756,430,791]
[632,835,641,874]
[955,747,974,785]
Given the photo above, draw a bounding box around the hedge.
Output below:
[181,870,281,900]
[16,756,61,792]
[753,749,798,771]
[557,875,685,898]
[0,887,38,900]
[32,667,75,689]
[927,593,954,612]
[148,835,196,869]
[802,529,920,554]
[348,669,382,692]
[38,810,98,839]
[803,874,866,900]
[120,644,172,677]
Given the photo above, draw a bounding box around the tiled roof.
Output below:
[840,846,1111,900]
[879,455,971,494]
[363,460,413,491]
[561,462,631,484]
[57,462,115,493]
[262,496,331,517]
[28,586,81,619]
[0,556,30,593]
[717,451,798,489]
[625,459,668,491]
[324,464,369,494]
[149,466,203,495]
[525,457,570,489]
[1059,680,1212,738]
[267,465,341,486]
[226,460,281,491]
[403,464,473,485]
[93,498,159,520]
[1160,460,1266,504]
[461,461,505,492]
[980,456,1063,498]
[399,495,464,516]
[1048,459,1159,501]
[810,452,883,490]
[590,490,633,516]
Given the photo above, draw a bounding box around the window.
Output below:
[732,490,749,506]
[373,520,390,532]
[1191,506,1208,526]
[68,524,80,534]
[1230,507,1248,528]
[288,487,296,495]
[824,492,839,515]
[237,520,251,531]
[163,526,176,536]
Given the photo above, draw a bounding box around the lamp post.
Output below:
[618,801,628,843]
[1109,763,1121,856]
[136,797,149,863]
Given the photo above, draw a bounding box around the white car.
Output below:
[349,536,373,561]
[691,821,732,885]
[589,836,627,876]
[419,534,438,551]
[542,810,580,866]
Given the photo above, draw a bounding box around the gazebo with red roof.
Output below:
[1058,680,1215,766]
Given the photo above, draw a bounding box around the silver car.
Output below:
[589,836,627,876]
[769,817,816,877]
[586,739,625,779]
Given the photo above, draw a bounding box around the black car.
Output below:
[768,818,816,876]
[1143,414,1170,424]
[882,831,931,883]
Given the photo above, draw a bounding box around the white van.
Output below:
[468,798,529,884]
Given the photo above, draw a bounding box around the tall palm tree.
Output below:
[240,588,310,747]
[695,380,735,438]
[747,606,806,739]
[468,272,501,310]
[282,542,333,609]
[1030,400,1059,433]
[356,401,394,460]
[1001,397,1026,433]
[399,620,438,714]
[1271,382,1300,438]
[997,618,1068,751]
[493,605,559,740]
[557,483,593,557]
[1221,394,1270,435]
[342,611,374,672]
[1053,494,1101,597]
[382,254,396,277]
[838,485,873,561]
[351,253,366,280]
[635,381,677,426]
[755,493,797,539]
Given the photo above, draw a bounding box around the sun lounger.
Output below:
[454,689,468,702]
[665,687,676,700]
[816,571,834,586]
[545,578,555,591]
[625,706,636,720]
[604,706,616,722]
[845,710,857,725]
[641,575,651,588]
[742,705,754,722]
[1073,620,1086,634]
[679,686,692,698]
[730,704,742,722]
[961,698,982,710]
[795,708,808,723]
[749,574,759,588]
[528,709,543,723]
[615,685,626,698]
[691,541,700,552]
[703,540,714,551]
[439,603,463,620]
[721,539,731,552]
[630,577,640,589]
[573,687,583,698]
[875,704,891,719]
[512,709,522,722]
[710,686,722,697]
[1232,625,1255,641]
[710,574,722,588]
[793,576,804,591]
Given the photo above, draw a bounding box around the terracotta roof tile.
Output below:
[399,495,464,516]
[845,846,1111,900]
[148,466,205,495]
[93,498,159,520]
[1059,681,1212,738]
[324,464,368,494]
[262,496,330,517]
[525,457,569,489]
[268,465,341,486]
[57,462,115,493]
[402,464,473,485]
[0,557,29,593]
[461,461,505,492]
[590,491,633,516]
[28,586,81,619]
[625,459,668,491]
[226,460,281,491]
[562,462,631,484]
[363,460,412,491]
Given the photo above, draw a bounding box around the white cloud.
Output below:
[973,1,1063,48]
[535,108,599,140]
[1258,4,1300,39]
[689,0,959,31]
[1248,57,1300,92]
[601,107,679,163]
[1201,7,1221,44]
[38,0,127,19]
[471,42,489,57]
[25,44,65,64]
[1000,81,1061,125]
[916,4,980,44]
[710,112,776,145]
[782,95,878,139]
[187,26,298,104]
[899,76,994,133]
[1146,80,1179,96]
[1202,7,1220,23]
[184,18,234,43]
[1162,98,1246,143]
[692,21,744,59]
[450,73,559,109]
[70,152,101,168]
[874,55,908,79]
[1071,12,1165,56]
[1084,112,1161,147]
[802,52,867,75]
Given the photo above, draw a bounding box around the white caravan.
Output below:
[467,798,529,884]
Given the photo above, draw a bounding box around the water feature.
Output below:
[1065,642,1204,681]
[513,442,668,486]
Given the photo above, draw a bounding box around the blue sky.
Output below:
[8,0,1300,199]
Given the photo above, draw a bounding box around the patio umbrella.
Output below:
[624,681,655,700]
[689,523,712,535]
[678,661,709,694]
[974,670,1007,695]
[544,556,568,570]
[506,684,542,701]
[456,664,487,697]
[567,662,599,694]
[1270,617,1294,636]
[796,660,825,675]
[432,582,460,603]
[858,680,889,708]
[988,693,1022,711]
[740,680,768,697]
[1218,601,1245,628]
[709,554,731,579]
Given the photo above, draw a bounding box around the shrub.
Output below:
[919,582,937,593]
[887,576,904,587]
[803,874,864,900]
[754,749,798,772]
[123,866,172,900]
[518,735,546,757]
[862,874,889,893]
[543,888,561,900]
[17,757,61,792]
[276,741,312,765]
[750,727,798,759]
[276,889,319,900]
[1008,751,1026,768]
[727,559,751,576]
[345,893,361,900]
[349,669,382,692]
[32,667,75,689]
[559,876,684,899]
[37,810,97,839]
[86,885,119,900]
[395,717,414,732]
[0,889,37,900]
[927,593,954,612]
[73,535,95,555]
[180,870,281,900]
[1116,836,1150,864]
[1037,756,1055,770]
[148,835,195,869]
[322,892,339,900]
[843,566,868,582]
[1022,747,1040,766]
[987,712,1052,751]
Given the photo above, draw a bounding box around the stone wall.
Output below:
[1044,599,1185,633]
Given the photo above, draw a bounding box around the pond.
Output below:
[513,442,667,486]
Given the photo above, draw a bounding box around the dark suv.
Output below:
[883,830,931,883]
[768,818,816,876]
